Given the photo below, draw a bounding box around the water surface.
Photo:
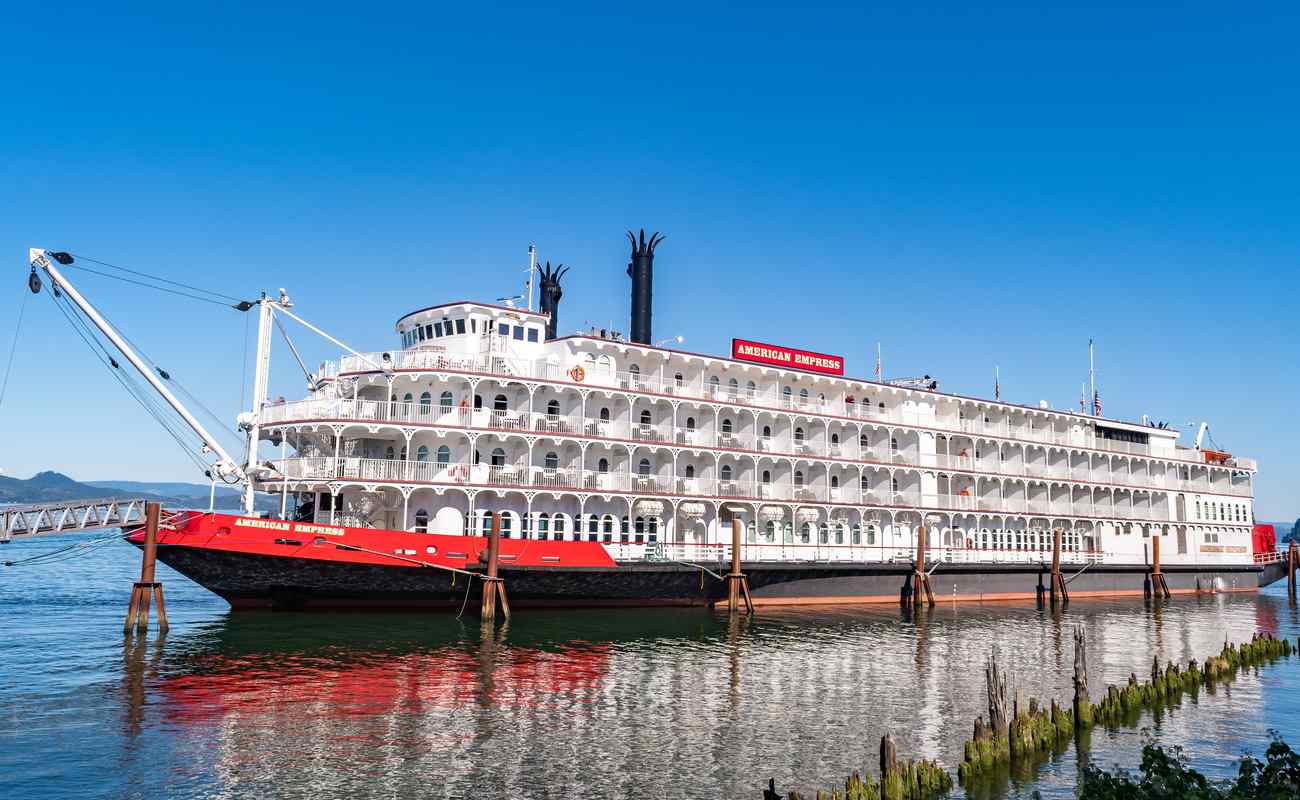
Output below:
[3,533,1297,799]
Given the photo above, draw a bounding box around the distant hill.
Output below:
[0,471,275,512]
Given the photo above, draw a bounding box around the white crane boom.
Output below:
[28,248,246,485]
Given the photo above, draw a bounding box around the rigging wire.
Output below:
[61,262,236,307]
[72,253,245,303]
[0,288,30,412]
[3,530,127,568]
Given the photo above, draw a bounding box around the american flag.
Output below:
[1093,390,1102,416]
[874,343,881,380]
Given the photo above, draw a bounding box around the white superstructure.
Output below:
[254,299,1258,568]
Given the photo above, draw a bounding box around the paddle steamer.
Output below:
[28,239,1271,608]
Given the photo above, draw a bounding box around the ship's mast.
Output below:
[243,294,276,513]
[28,248,246,485]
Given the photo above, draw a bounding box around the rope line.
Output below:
[62,263,237,307]
[72,254,244,303]
[0,288,30,412]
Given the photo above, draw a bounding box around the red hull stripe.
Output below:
[127,512,617,569]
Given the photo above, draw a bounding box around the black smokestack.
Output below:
[538,261,568,340]
[626,229,664,345]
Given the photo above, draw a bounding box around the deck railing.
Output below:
[263,398,1253,498]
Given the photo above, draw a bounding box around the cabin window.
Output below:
[720,464,733,481]
[709,376,720,391]
[747,380,756,395]
[544,451,559,470]
[419,391,432,411]
[547,399,560,416]
[439,391,453,410]
[674,373,684,387]
[728,378,739,394]
[860,434,870,450]
[891,437,899,452]
[536,513,549,540]
[830,433,839,446]
[819,523,829,544]
[433,322,443,337]
[436,446,450,465]
[639,409,652,426]
[414,509,429,532]
[794,470,804,486]
[416,445,429,462]
[891,476,899,492]
[762,470,771,483]
[783,386,792,402]
[403,392,413,404]
[473,395,483,410]
[851,523,861,544]
[799,388,809,403]
[512,326,523,341]
[860,475,869,490]
[418,327,426,342]
[794,427,805,442]
[685,464,695,479]
[686,417,696,431]
[831,475,840,489]
[721,418,733,434]
[762,425,771,439]
[385,445,395,460]
[527,328,538,342]
[598,458,609,473]
[800,523,812,543]
[491,447,506,467]
[599,407,611,422]
[493,394,508,412]
[638,458,651,476]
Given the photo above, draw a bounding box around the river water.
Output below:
[2,533,1297,799]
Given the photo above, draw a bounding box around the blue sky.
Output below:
[1,1,1296,519]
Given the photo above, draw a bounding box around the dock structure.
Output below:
[2,497,149,542]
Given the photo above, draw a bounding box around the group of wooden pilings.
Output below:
[956,627,1295,785]
[769,733,952,800]
[124,501,169,634]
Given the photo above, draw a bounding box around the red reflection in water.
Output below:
[158,643,612,724]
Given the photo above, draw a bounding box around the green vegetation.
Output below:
[1078,735,1300,799]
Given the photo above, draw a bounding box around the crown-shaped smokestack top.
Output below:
[538,261,568,340]
[626,229,664,345]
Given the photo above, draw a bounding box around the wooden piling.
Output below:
[124,502,168,634]
[1150,534,1171,599]
[479,511,510,622]
[1049,528,1069,606]
[726,518,754,614]
[910,523,935,608]
[1288,540,1297,599]
[1072,626,1091,727]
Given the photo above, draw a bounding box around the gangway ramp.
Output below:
[1,497,149,542]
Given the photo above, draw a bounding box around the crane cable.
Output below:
[0,288,30,413]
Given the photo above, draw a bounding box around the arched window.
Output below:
[762,425,771,439]
[629,364,640,377]
[491,447,506,467]
[794,470,804,486]
[860,434,870,450]
[708,376,720,392]
[891,476,899,492]
[413,509,429,532]
[674,372,684,387]
[685,464,695,479]
[639,409,652,425]
[436,445,450,465]
[851,523,861,544]
[721,418,733,433]
[782,386,793,404]
[554,514,567,539]
[599,407,611,422]
[831,433,840,446]
[400,445,407,461]
[416,445,429,462]
[385,445,395,460]
[720,464,733,481]
[403,392,414,404]
[794,427,805,442]
[638,458,651,476]
[419,391,432,410]
[493,394,508,412]
[746,380,756,395]
[500,514,512,538]
[799,388,809,402]
[831,475,840,489]
[819,523,829,544]
[860,475,869,490]
[800,522,812,543]
[546,398,560,416]
[891,437,899,452]
[598,458,610,473]
[727,378,739,396]
[537,513,550,540]
[866,525,878,545]
[544,451,559,469]
[764,520,777,542]
[762,470,771,484]
[439,391,453,410]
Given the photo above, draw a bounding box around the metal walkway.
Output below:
[1,497,149,542]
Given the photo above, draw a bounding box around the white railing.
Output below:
[320,352,1262,476]
[630,540,1098,566]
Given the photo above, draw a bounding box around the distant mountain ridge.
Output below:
[0,471,272,511]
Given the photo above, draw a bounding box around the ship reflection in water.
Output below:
[100,593,1300,799]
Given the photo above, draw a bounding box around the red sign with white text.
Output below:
[732,338,844,376]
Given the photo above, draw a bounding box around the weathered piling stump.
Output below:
[1049,528,1069,606]
[124,501,169,634]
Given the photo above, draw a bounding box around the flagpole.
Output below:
[995,366,1000,401]
[1088,339,1095,416]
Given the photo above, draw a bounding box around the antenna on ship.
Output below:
[526,243,537,312]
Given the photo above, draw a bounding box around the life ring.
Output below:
[569,366,585,382]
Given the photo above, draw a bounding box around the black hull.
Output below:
[151,544,1266,611]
